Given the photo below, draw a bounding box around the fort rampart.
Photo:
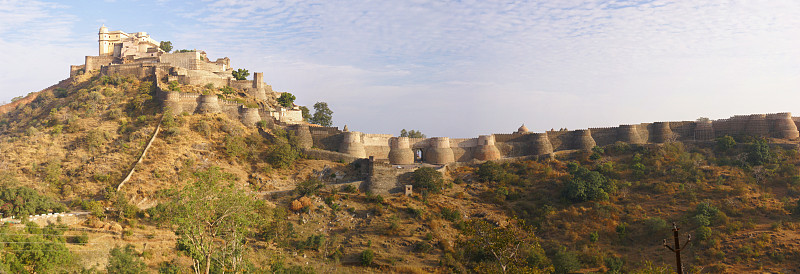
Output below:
[300,112,800,166]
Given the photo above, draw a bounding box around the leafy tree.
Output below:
[168,166,261,274]
[0,186,67,218]
[411,167,444,194]
[747,138,771,165]
[309,102,333,127]
[299,106,311,121]
[232,68,250,80]
[715,135,736,152]
[0,223,73,273]
[159,41,173,53]
[459,219,550,273]
[400,129,425,138]
[107,244,147,274]
[562,162,616,203]
[552,247,581,274]
[277,92,296,108]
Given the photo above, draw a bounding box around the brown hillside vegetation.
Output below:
[0,76,799,273]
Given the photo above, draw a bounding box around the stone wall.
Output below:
[308,112,800,166]
[85,55,115,71]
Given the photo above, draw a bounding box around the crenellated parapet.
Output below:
[308,112,800,166]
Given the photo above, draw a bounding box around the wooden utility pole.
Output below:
[663,223,691,274]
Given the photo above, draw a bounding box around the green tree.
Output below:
[715,135,736,152]
[562,162,616,203]
[747,138,771,165]
[459,219,550,273]
[277,92,296,108]
[168,166,261,274]
[232,68,250,80]
[400,129,426,138]
[159,41,173,53]
[309,102,333,127]
[299,106,311,121]
[411,167,444,194]
[107,244,147,274]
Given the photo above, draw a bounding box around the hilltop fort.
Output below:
[48,27,800,193]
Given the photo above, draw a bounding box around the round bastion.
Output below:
[196,94,222,114]
[474,135,502,161]
[240,108,261,127]
[388,137,415,165]
[426,137,455,164]
[339,131,366,158]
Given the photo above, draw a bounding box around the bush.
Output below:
[562,162,616,203]
[715,135,736,152]
[411,167,444,194]
[295,178,324,197]
[107,244,147,274]
[552,248,581,274]
[747,138,772,165]
[69,233,89,245]
[360,249,375,266]
[440,207,461,222]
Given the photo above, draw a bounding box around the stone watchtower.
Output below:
[99,25,112,56]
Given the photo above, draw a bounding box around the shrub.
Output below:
[69,233,89,245]
[552,248,581,274]
[747,138,772,165]
[440,207,461,222]
[107,244,147,274]
[266,140,299,169]
[411,167,444,194]
[562,162,616,203]
[295,178,324,197]
[695,226,712,242]
[715,135,736,152]
[360,249,375,266]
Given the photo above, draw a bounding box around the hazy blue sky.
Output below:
[1,0,798,137]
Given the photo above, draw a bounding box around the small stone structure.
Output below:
[405,185,413,196]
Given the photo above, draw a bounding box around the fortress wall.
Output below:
[494,133,527,143]
[670,121,695,141]
[230,80,253,90]
[85,56,115,71]
[546,130,570,151]
[70,65,85,77]
[635,123,651,143]
[195,61,225,73]
[218,99,241,118]
[101,63,153,79]
[408,138,430,149]
[159,52,200,70]
[588,127,617,146]
[362,133,393,159]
